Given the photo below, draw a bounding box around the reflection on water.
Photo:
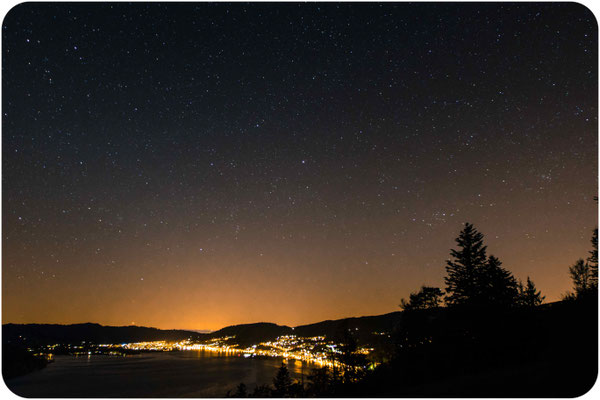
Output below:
[5,351,313,397]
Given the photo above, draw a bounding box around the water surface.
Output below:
[5,351,312,397]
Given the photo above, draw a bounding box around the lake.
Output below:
[4,351,313,397]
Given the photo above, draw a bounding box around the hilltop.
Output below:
[3,311,403,347]
[2,322,206,346]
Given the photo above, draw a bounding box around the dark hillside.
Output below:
[344,299,598,397]
[294,311,402,340]
[2,323,205,346]
[209,323,293,346]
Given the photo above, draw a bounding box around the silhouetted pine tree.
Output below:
[518,277,544,307]
[478,255,519,307]
[233,383,247,397]
[569,258,593,297]
[326,345,341,387]
[306,367,331,396]
[340,331,367,384]
[445,223,488,307]
[400,286,444,311]
[588,229,598,288]
[273,363,292,396]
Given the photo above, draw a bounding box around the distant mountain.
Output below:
[3,311,403,347]
[209,322,293,346]
[3,322,206,346]
[294,311,402,342]
[188,329,213,334]
[207,312,403,346]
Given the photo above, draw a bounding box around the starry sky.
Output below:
[2,3,598,331]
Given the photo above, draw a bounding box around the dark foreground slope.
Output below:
[2,346,50,380]
[343,299,598,397]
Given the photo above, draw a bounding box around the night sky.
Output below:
[2,3,598,330]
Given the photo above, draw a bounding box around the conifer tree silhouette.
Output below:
[518,277,544,306]
[400,286,444,311]
[479,255,519,307]
[273,363,292,396]
[445,222,488,307]
[233,383,247,397]
[569,258,593,297]
[588,229,598,288]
